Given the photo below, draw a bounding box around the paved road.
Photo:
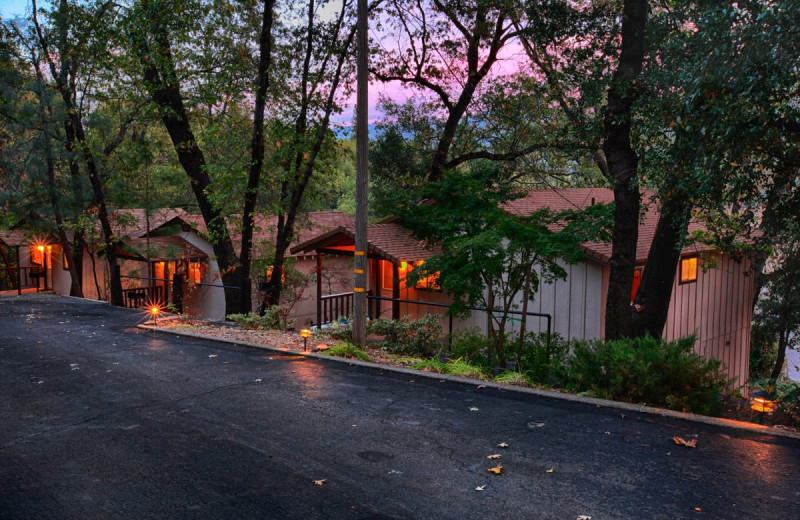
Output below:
[1,295,798,519]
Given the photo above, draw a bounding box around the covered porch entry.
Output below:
[0,231,56,294]
[290,223,439,327]
[116,236,208,310]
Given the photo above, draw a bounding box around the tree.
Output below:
[753,234,800,381]
[391,164,609,367]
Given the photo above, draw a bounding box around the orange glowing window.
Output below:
[680,256,698,284]
[188,262,203,284]
[412,260,440,291]
[631,268,641,302]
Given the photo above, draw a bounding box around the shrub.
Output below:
[510,332,571,384]
[410,357,486,379]
[323,317,353,341]
[367,315,443,355]
[322,342,372,362]
[560,335,733,416]
[494,370,532,387]
[227,306,294,331]
[448,327,493,368]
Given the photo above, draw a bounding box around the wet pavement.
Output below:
[1,294,799,519]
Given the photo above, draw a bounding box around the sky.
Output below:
[0,0,36,19]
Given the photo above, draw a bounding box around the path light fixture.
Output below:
[150,305,162,326]
[750,389,776,414]
[300,328,312,351]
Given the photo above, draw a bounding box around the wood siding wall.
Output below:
[663,254,753,388]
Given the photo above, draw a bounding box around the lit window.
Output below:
[188,262,203,283]
[680,256,698,284]
[631,268,642,302]
[381,261,393,290]
[412,260,440,291]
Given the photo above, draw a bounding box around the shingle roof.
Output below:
[505,188,709,264]
[290,222,439,264]
[117,236,208,262]
[0,230,34,247]
[164,211,355,257]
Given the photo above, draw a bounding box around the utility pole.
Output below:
[352,0,369,345]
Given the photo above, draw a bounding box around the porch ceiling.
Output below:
[290,223,439,264]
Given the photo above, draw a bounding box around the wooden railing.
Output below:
[0,266,46,292]
[121,285,165,309]
[319,291,377,326]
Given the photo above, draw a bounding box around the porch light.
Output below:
[400,261,408,271]
[750,389,776,414]
[299,328,312,351]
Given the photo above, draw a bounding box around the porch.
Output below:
[0,231,56,295]
[290,223,444,327]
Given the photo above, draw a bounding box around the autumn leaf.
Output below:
[694,507,702,512]
[469,407,479,412]
[546,468,554,473]
[497,442,509,448]
[313,479,326,486]
[486,454,501,460]
[487,464,502,475]
[475,485,487,492]
[673,436,698,448]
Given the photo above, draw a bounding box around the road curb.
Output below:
[139,324,800,441]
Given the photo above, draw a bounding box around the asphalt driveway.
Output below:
[1,294,798,519]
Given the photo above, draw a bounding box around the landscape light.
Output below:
[300,328,312,351]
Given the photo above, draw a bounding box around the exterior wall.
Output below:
[663,253,753,388]
[174,229,226,321]
[50,245,72,296]
[288,255,352,328]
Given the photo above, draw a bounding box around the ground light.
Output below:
[750,389,776,424]
[150,305,162,326]
[300,328,312,351]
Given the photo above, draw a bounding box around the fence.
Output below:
[318,292,552,339]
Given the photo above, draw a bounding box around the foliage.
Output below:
[367,314,443,356]
[410,357,487,380]
[320,317,353,342]
[560,335,733,416]
[390,166,607,366]
[494,371,532,387]
[323,342,372,362]
[227,306,294,331]
[510,332,571,385]
[448,327,494,368]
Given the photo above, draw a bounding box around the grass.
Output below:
[322,342,372,362]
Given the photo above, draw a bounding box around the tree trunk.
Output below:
[134,2,242,313]
[602,0,648,340]
[240,0,276,315]
[630,194,691,338]
[770,329,788,382]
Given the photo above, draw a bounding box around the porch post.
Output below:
[392,261,400,320]
[16,246,21,296]
[316,252,323,327]
[172,273,184,313]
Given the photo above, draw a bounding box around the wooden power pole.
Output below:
[352,0,369,345]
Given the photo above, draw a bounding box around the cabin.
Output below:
[292,188,755,387]
[0,230,71,296]
[51,209,354,322]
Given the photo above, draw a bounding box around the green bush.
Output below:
[751,379,800,424]
[410,357,487,379]
[227,306,295,331]
[322,342,372,362]
[448,327,493,368]
[510,332,571,384]
[494,370,532,387]
[367,315,443,355]
[560,335,733,416]
[322,317,353,341]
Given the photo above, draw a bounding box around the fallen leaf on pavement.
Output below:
[546,468,554,473]
[313,479,326,486]
[486,454,501,459]
[475,485,487,491]
[487,464,502,475]
[577,516,592,520]
[469,407,479,412]
[694,507,702,512]
[477,385,486,389]
[673,436,698,448]
[208,354,218,358]
[497,442,509,448]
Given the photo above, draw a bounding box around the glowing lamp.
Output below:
[37,245,45,252]
[300,328,312,351]
[150,305,162,325]
[750,389,776,414]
